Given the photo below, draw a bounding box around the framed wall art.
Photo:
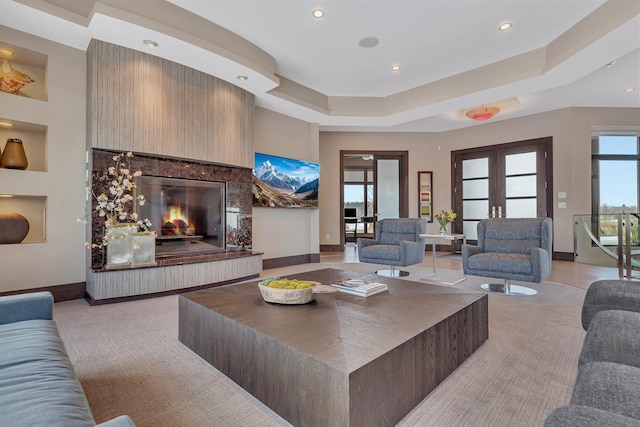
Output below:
[418,171,433,222]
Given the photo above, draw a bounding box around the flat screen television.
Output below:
[252,152,320,208]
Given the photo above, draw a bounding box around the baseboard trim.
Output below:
[263,254,320,270]
[320,244,347,252]
[553,251,574,262]
[0,282,86,302]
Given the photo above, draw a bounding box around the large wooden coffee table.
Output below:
[178,268,488,427]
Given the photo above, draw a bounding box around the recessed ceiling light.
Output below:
[605,60,617,68]
[143,40,158,48]
[391,65,401,72]
[498,22,513,31]
[237,75,248,81]
[0,49,14,57]
[312,9,324,18]
[0,121,13,128]
[625,87,636,93]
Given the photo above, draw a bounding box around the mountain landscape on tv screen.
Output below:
[252,159,319,208]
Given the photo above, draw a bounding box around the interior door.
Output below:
[453,137,552,240]
[340,151,408,245]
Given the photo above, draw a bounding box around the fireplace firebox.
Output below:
[137,176,225,255]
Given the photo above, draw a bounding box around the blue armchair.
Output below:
[357,218,427,277]
[462,217,553,295]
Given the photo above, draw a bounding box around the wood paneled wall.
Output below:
[87,40,254,168]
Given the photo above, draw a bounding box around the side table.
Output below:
[420,233,466,285]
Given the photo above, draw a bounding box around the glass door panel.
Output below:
[505,151,536,174]
[503,151,538,218]
[376,158,400,220]
[505,175,537,197]
[463,158,489,178]
[461,157,490,240]
[506,199,537,218]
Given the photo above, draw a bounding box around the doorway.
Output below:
[452,137,553,241]
[341,151,408,246]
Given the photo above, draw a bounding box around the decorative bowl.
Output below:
[258,280,336,304]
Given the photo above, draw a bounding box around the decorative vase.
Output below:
[131,232,157,267]
[1,138,28,170]
[0,212,30,244]
[105,225,156,269]
[0,59,35,95]
[105,224,138,268]
[439,224,448,235]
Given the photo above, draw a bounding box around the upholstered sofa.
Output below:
[544,281,640,427]
[357,218,427,277]
[461,217,553,295]
[0,292,135,427]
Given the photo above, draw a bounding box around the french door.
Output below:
[452,137,552,240]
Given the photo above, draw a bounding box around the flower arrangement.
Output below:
[436,209,456,234]
[79,151,153,249]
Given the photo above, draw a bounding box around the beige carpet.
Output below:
[53,262,587,427]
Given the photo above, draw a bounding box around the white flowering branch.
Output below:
[78,151,154,249]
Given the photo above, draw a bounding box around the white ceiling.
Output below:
[1,0,639,132]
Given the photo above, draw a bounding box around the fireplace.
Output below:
[90,149,253,269]
[137,176,225,255]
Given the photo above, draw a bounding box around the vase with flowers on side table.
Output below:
[423,209,465,285]
[436,209,456,235]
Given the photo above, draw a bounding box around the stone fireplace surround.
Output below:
[85,149,262,304]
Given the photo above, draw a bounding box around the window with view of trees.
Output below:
[591,134,640,245]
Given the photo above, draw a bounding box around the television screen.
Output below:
[253,152,320,208]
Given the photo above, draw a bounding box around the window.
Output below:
[344,167,374,235]
[591,134,640,244]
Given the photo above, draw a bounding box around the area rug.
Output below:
[53,262,587,427]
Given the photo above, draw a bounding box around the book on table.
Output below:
[331,279,388,297]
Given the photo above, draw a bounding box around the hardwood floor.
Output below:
[321,245,624,291]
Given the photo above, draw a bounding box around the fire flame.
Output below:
[162,205,195,235]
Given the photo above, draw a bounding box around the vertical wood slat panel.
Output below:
[87,40,254,168]
[86,254,262,301]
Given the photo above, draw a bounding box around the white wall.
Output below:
[319,107,640,255]
[253,107,320,260]
[0,27,86,292]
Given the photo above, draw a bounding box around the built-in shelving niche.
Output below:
[0,119,47,172]
[0,41,48,102]
[0,195,46,243]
